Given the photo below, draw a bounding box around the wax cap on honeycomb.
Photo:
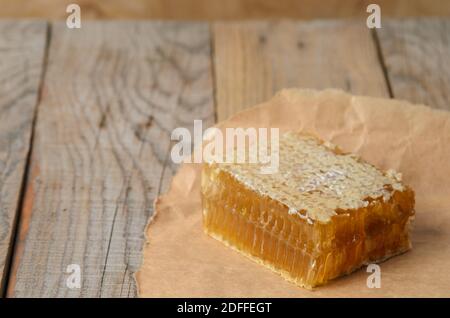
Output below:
[218,131,405,223]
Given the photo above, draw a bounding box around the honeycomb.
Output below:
[201,132,415,288]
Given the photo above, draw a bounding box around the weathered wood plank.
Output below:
[7,21,214,297]
[377,18,450,110]
[0,20,47,295]
[213,20,390,121]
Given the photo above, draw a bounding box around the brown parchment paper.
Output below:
[137,89,450,297]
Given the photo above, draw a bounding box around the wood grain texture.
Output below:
[377,18,450,110]
[213,20,390,121]
[7,21,214,297]
[1,0,450,20]
[0,21,47,295]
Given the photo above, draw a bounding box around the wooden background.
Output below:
[0,0,449,299]
[0,0,449,20]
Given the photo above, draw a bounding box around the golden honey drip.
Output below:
[201,132,415,288]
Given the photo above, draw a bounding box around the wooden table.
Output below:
[0,18,449,298]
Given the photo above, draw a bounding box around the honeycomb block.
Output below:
[201,132,415,289]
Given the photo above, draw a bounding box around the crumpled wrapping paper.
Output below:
[137,89,450,297]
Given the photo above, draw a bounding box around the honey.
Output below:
[201,132,415,288]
